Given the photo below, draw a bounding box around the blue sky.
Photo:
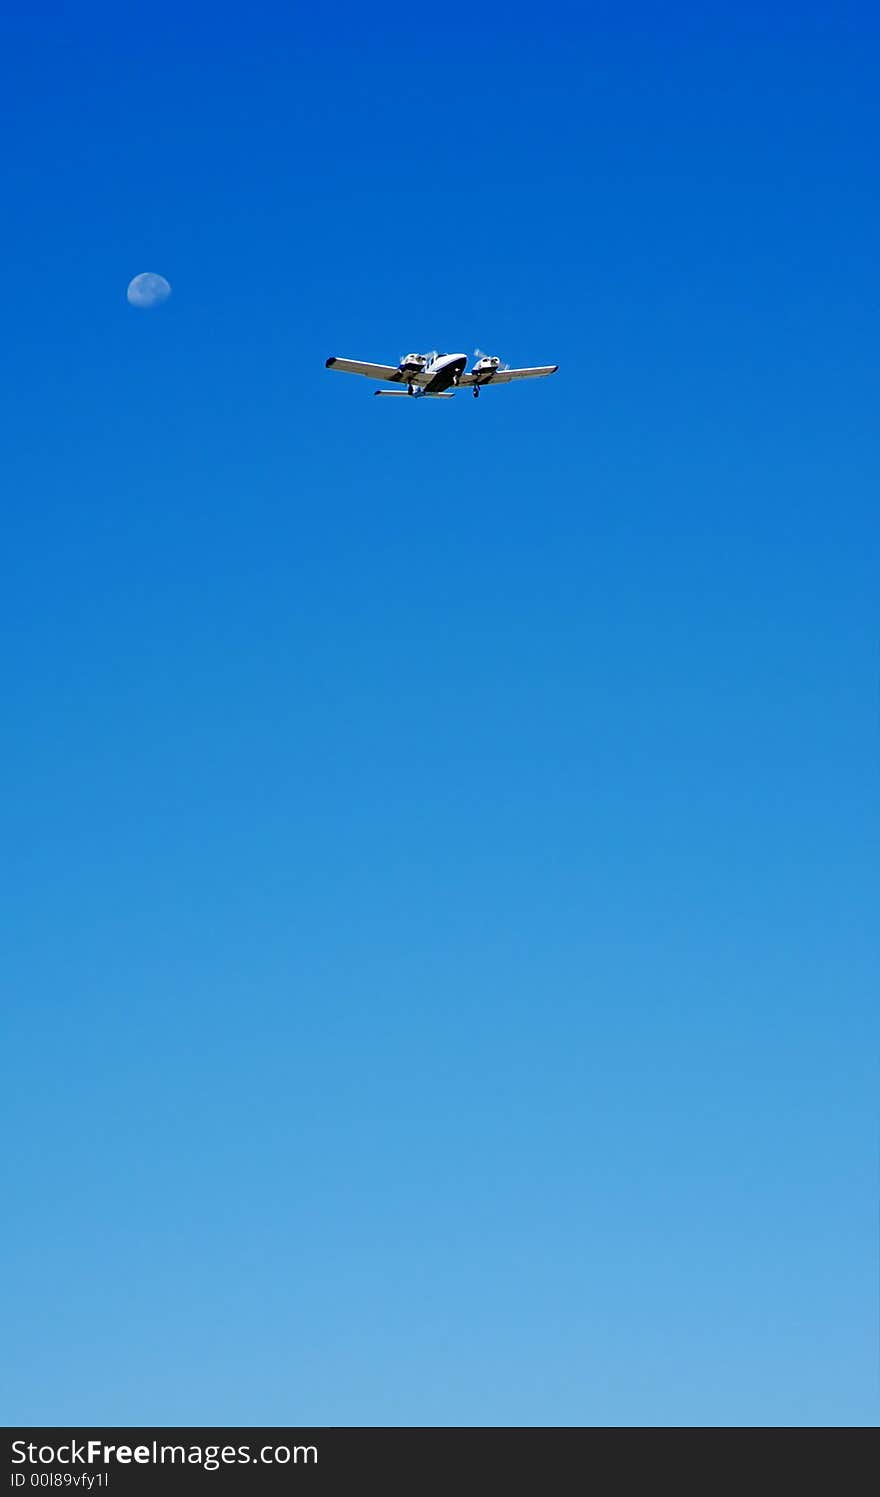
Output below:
[1,2,877,1426]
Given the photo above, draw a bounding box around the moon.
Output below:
[126,272,172,309]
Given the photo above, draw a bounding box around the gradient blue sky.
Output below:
[2,2,877,1427]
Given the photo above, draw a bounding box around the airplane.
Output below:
[324,349,559,399]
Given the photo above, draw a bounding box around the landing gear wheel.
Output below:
[473,385,480,399]
[407,383,414,396]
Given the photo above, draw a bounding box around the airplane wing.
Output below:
[325,356,414,384]
[459,364,559,386]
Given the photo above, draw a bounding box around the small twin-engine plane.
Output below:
[324,349,559,399]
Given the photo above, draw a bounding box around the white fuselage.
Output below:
[417,352,468,392]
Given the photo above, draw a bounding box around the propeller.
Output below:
[474,347,509,370]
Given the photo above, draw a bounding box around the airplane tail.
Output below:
[374,389,455,399]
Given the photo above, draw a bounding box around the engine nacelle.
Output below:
[472,355,501,375]
[399,352,427,375]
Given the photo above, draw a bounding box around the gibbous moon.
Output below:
[126,272,172,309]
